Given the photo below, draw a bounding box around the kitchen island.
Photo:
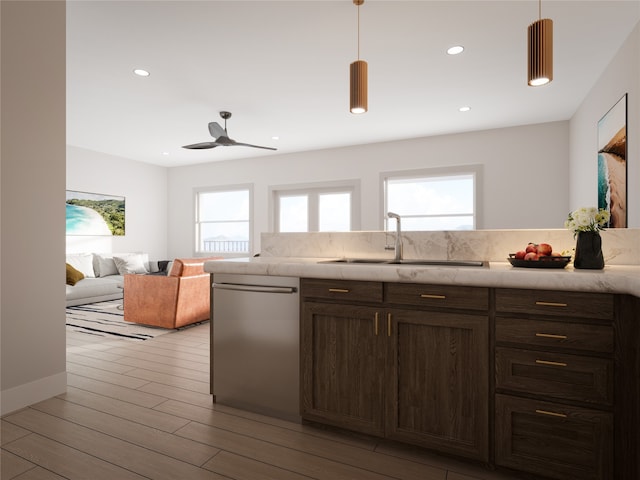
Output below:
[205,257,640,480]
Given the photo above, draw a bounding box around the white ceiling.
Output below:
[66,1,640,168]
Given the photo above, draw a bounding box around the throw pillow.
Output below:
[66,263,85,286]
[66,253,96,278]
[93,254,119,277]
[113,253,148,275]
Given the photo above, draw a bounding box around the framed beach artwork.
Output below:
[597,94,627,228]
[66,190,125,236]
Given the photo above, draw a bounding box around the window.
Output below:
[382,166,481,231]
[195,186,252,255]
[272,182,360,232]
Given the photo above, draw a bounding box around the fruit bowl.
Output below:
[508,254,571,269]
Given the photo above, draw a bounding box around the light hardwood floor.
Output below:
[2,321,522,480]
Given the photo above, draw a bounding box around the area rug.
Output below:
[66,300,174,341]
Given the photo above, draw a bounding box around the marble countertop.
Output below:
[204,257,640,297]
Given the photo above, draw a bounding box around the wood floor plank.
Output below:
[66,362,151,389]
[31,397,219,466]
[66,352,137,374]
[138,381,214,408]
[160,400,445,480]
[58,386,190,433]
[176,421,417,480]
[3,433,147,480]
[1,419,31,445]
[1,449,36,479]
[204,450,315,480]
[103,347,209,372]
[124,368,210,393]
[112,355,209,381]
[11,466,67,480]
[105,344,209,365]
[66,373,166,408]
[5,409,225,480]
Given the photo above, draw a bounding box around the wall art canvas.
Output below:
[66,190,125,236]
[597,94,627,228]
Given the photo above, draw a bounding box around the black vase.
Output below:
[573,231,604,269]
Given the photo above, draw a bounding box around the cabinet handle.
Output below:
[536,359,567,367]
[535,333,568,340]
[387,313,392,337]
[328,288,350,293]
[535,301,568,307]
[420,294,446,299]
[535,409,567,418]
[374,312,379,336]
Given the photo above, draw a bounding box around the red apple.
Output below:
[514,250,527,260]
[524,252,539,261]
[551,252,562,257]
[537,243,553,256]
[525,243,538,254]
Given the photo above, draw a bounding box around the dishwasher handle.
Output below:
[212,282,298,294]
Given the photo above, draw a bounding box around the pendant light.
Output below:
[527,0,553,86]
[350,0,367,114]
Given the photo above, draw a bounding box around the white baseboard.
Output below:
[1,371,67,416]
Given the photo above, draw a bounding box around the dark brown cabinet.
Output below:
[494,289,615,480]
[300,279,490,462]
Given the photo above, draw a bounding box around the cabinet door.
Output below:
[300,302,386,436]
[495,394,613,480]
[386,309,489,461]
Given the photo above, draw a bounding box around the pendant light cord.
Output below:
[357,3,361,60]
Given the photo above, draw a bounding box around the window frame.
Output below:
[269,180,361,233]
[194,184,253,257]
[380,165,483,231]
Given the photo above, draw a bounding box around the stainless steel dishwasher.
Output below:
[211,273,300,421]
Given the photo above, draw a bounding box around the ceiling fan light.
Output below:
[528,17,553,87]
[350,59,368,114]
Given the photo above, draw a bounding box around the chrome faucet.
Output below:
[385,211,403,262]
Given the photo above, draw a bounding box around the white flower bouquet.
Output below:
[564,207,609,238]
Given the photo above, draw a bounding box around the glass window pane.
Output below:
[319,193,350,231]
[402,216,474,231]
[199,191,249,222]
[280,195,308,232]
[199,221,249,253]
[387,175,473,216]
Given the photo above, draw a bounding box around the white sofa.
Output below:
[66,252,162,307]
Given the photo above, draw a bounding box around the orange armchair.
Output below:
[124,257,221,329]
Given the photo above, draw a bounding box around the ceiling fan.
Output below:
[182,111,277,151]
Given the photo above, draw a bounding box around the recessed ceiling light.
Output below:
[162,151,169,156]
[459,106,471,112]
[271,136,280,141]
[447,45,464,55]
[133,69,150,77]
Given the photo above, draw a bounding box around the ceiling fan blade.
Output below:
[182,141,220,150]
[208,122,226,139]
[233,142,278,151]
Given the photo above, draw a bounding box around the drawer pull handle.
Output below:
[420,294,446,299]
[535,409,567,418]
[374,312,379,336]
[387,313,392,337]
[328,288,350,293]
[536,359,567,367]
[535,301,568,307]
[535,333,568,340]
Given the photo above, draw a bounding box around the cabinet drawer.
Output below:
[300,278,383,303]
[385,283,488,311]
[495,347,613,406]
[496,317,614,354]
[495,394,613,480]
[496,288,614,320]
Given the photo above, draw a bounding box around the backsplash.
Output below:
[261,228,640,265]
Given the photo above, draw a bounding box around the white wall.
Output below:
[66,146,169,261]
[167,121,569,258]
[1,1,67,415]
[570,21,639,227]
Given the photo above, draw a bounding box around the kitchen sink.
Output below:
[319,258,487,267]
